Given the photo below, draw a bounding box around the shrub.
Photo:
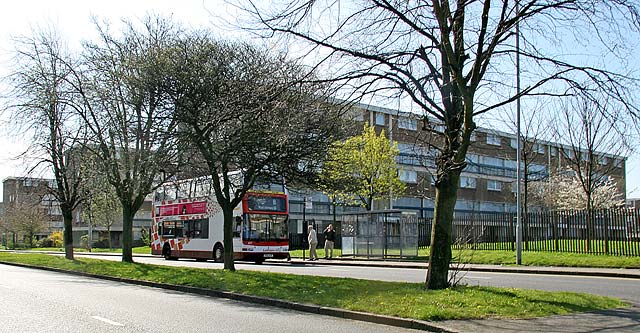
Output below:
[48,231,64,248]
[91,239,110,249]
[80,234,91,250]
[140,227,151,246]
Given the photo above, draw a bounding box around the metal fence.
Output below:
[417,208,640,256]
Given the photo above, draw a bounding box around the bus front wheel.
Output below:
[213,244,224,263]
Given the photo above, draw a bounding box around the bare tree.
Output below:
[4,201,48,248]
[168,33,346,271]
[236,0,640,289]
[76,16,184,262]
[80,156,122,250]
[6,28,87,259]
[552,96,630,250]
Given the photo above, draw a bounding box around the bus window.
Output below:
[233,216,242,237]
[161,221,184,238]
[245,214,288,241]
[184,219,209,239]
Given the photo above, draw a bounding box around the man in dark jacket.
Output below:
[323,224,336,259]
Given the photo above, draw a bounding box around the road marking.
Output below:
[91,316,124,327]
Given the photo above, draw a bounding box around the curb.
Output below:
[289,258,640,280]
[5,250,639,279]
[0,260,455,333]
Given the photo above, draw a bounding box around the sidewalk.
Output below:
[289,256,640,279]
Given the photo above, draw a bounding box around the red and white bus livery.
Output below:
[150,190,290,263]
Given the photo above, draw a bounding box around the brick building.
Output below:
[1,176,153,247]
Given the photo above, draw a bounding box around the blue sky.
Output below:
[0,0,638,199]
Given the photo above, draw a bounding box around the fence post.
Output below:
[510,215,515,252]
[603,209,610,255]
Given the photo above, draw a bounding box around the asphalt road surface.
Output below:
[0,263,422,333]
[73,254,640,305]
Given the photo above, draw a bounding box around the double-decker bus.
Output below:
[150,177,290,263]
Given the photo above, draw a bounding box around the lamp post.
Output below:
[515,0,523,265]
[302,196,307,261]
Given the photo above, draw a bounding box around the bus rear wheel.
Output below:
[213,244,224,263]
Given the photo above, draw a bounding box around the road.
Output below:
[0,263,421,333]
[73,254,640,305]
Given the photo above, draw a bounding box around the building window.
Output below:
[487,180,502,191]
[375,113,385,125]
[510,138,518,149]
[599,156,608,165]
[399,170,417,183]
[469,132,476,141]
[614,158,624,168]
[550,146,557,156]
[459,176,477,189]
[534,143,545,154]
[482,156,504,168]
[564,149,574,159]
[581,153,589,162]
[398,117,417,131]
[486,133,501,146]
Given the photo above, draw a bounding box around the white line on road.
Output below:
[91,316,124,327]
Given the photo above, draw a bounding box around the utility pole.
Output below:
[516,0,523,265]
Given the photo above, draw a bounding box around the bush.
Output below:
[91,239,110,249]
[48,231,64,248]
[140,227,151,247]
[80,234,91,250]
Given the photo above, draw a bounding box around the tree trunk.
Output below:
[223,208,236,271]
[121,205,134,263]
[62,209,74,260]
[426,170,461,289]
[107,225,112,250]
[586,192,592,252]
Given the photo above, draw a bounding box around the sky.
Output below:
[0,1,639,199]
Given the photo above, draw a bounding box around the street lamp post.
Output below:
[516,0,523,265]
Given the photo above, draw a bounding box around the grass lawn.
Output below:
[0,252,626,321]
[19,246,152,254]
[289,248,640,268]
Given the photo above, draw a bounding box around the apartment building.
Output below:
[1,176,153,247]
[287,102,627,232]
[1,177,63,241]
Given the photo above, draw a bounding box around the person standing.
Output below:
[307,224,318,261]
[323,224,336,259]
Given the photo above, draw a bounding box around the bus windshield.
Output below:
[244,214,288,241]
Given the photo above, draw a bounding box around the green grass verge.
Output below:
[290,248,640,268]
[0,252,626,321]
[22,246,152,254]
